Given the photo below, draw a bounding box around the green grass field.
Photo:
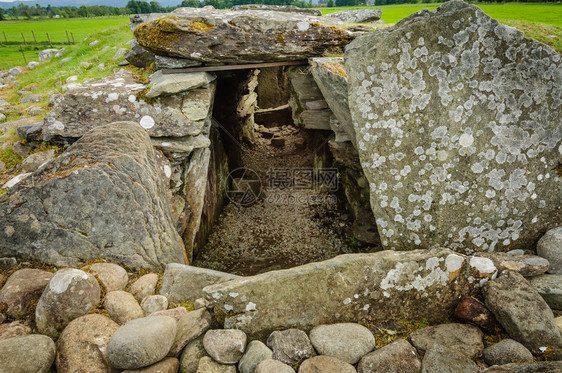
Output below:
[320,3,562,27]
[0,16,130,69]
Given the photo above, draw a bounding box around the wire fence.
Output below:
[0,30,78,70]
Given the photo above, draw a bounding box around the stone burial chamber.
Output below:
[1,3,562,373]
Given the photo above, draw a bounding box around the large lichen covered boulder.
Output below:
[134,8,368,64]
[345,1,562,253]
[43,69,215,139]
[232,4,321,16]
[204,248,497,339]
[0,121,186,270]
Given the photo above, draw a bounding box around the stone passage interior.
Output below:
[192,66,378,275]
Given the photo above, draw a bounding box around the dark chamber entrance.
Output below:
[192,66,378,276]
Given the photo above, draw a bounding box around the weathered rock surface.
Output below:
[169,308,212,356]
[42,69,215,139]
[104,290,144,325]
[160,263,241,306]
[196,356,236,372]
[287,66,332,130]
[483,271,562,353]
[255,359,295,373]
[232,4,321,16]
[0,268,53,318]
[141,295,168,315]
[134,8,366,64]
[345,0,562,253]
[130,273,160,301]
[107,316,177,370]
[150,306,189,320]
[125,40,156,68]
[483,339,534,366]
[238,340,273,373]
[83,263,129,292]
[0,334,56,373]
[421,344,478,373]
[35,268,101,338]
[475,253,550,277]
[325,8,382,23]
[204,248,489,339]
[529,274,562,310]
[56,314,120,373]
[203,329,247,364]
[537,227,562,274]
[0,322,32,340]
[299,355,357,373]
[0,122,186,270]
[20,149,55,172]
[453,296,497,333]
[146,71,216,98]
[180,337,208,373]
[409,323,483,358]
[309,323,375,364]
[267,329,314,366]
[357,338,421,373]
[38,48,59,62]
[481,361,562,372]
[310,57,355,146]
[122,357,179,373]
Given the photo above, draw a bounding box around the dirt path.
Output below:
[194,124,355,276]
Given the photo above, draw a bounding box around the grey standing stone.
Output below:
[238,340,273,373]
[309,323,375,364]
[408,323,483,358]
[169,308,212,356]
[125,40,156,68]
[203,329,247,364]
[114,48,128,60]
[35,268,101,338]
[483,271,562,353]
[255,359,295,373]
[104,290,144,325]
[154,55,201,70]
[0,122,186,270]
[107,316,177,370]
[160,264,241,306]
[130,273,159,302]
[421,344,478,373]
[55,314,120,373]
[299,356,356,373]
[529,274,562,310]
[0,268,53,319]
[83,263,129,292]
[180,337,208,373]
[196,356,236,373]
[267,329,314,366]
[345,0,562,253]
[122,357,179,372]
[141,295,169,316]
[0,334,56,373]
[483,339,534,366]
[537,227,562,274]
[357,338,421,373]
[231,4,321,16]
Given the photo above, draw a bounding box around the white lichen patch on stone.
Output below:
[346,1,562,254]
[140,115,155,129]
[49,269,89,294]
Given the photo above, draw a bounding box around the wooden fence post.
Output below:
[71,32,75,44]
[21,32,26,45]
[46,32,52,47]
[20,46,27,64]
[3,32,7,44]
[31,30,37,43]
[65,30,70,45]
